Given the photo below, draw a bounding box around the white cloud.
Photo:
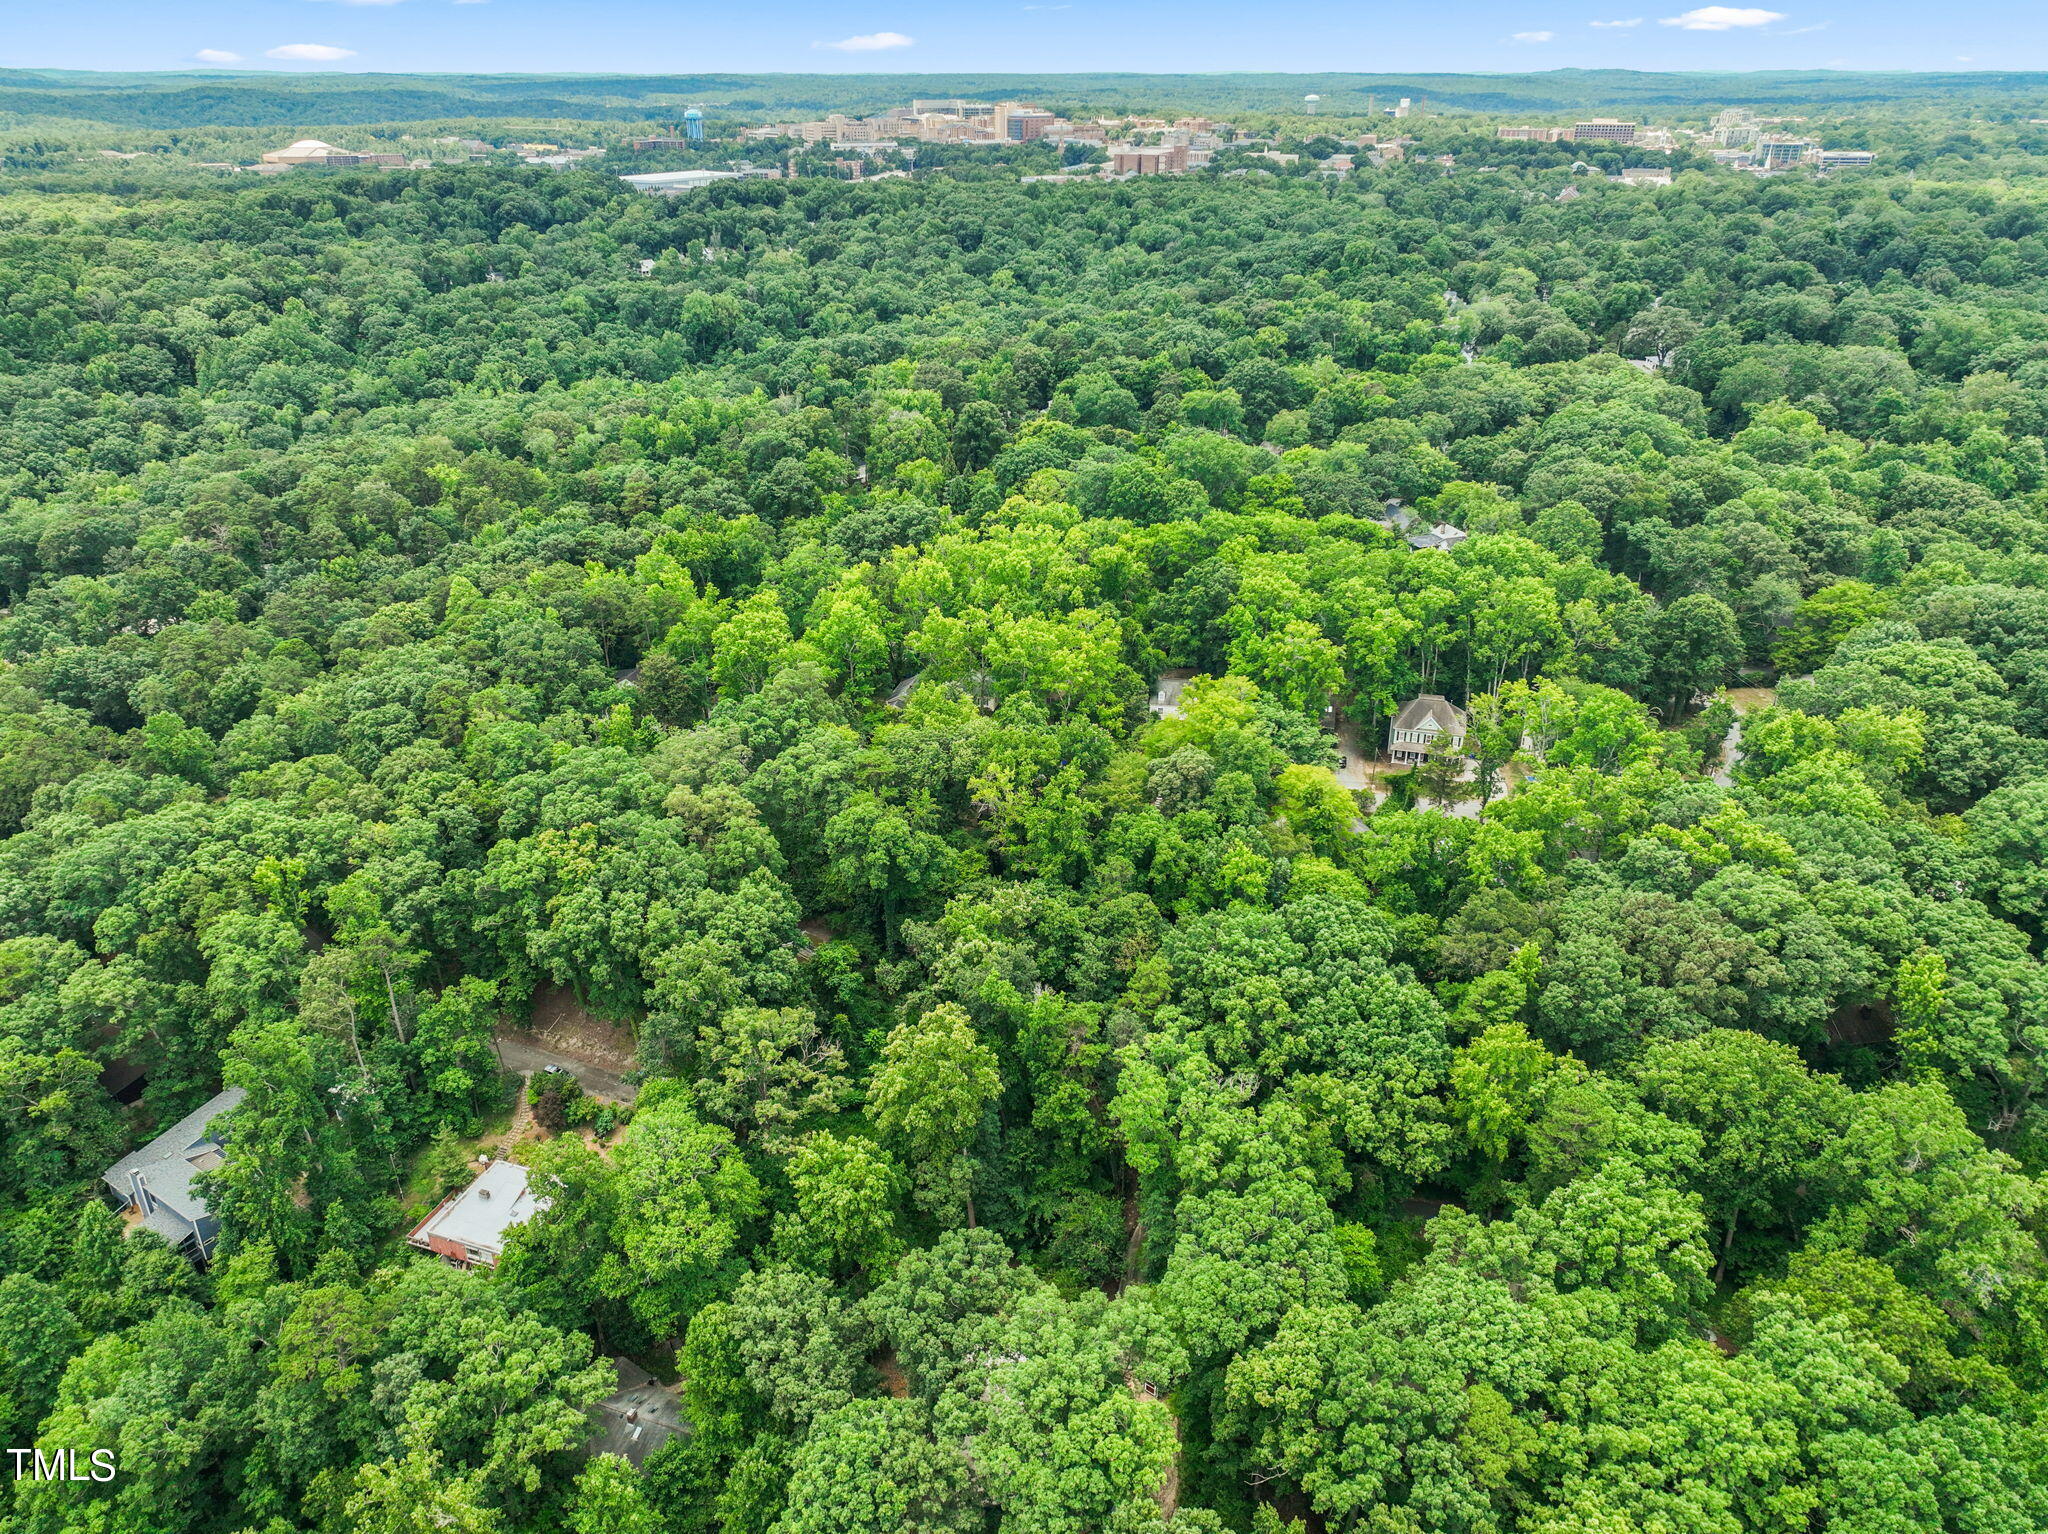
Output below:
[814,31,914,50]
[1511,30,1556,42]
[194,48,243,63]
[265,42,358,60]
[1590,16,1644,25]
[1660,6,1785,28]
[310,0,404,6]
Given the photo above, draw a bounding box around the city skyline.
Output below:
[7,0,2048,79]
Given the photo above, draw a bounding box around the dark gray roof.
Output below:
[101,1087,245,1228]
[588,1357,689,1464]
[1391,694,1469,734]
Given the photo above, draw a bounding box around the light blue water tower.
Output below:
[684,108,704,143]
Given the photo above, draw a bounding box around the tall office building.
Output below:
[1004,109,1058,141]
[1755,137,1813,169]
[1712,108,1759,147]
[1572,119,1638,143]
[1111,144,1189,175]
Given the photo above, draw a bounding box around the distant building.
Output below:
[1496,125,1562,142]
[100,1088,246,1263]
[1388,695,1470,765]
[629,136,693,151]
[1614,167,1673,186]
[621,169,743,195]
[997,105,1059,141]
[1111,144,1189,176]
[408,1158,543,1268]
[261,139,387,167]
[1755,137,1814,169]
[1711,108,1759,147]
[783,115,857,144]
[262,139,350,165]
[256,140,406,169]
[912,98,995,119]
[913,115,1000,143]
[1571,119,1638,144]
[1815,149,1876,169]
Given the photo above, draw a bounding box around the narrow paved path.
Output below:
[1711,686,1777,788]
[1332,712,1373,792]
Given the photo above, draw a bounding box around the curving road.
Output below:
[494,1033,637,1104]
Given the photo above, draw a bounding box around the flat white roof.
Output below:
[620,170,741,190]
[411,1159,542,1256]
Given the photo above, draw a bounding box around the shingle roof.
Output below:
[588,1357,688,1464]
[1391,694,1468,734]
[101,1087,246,1225]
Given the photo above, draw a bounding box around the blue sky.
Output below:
[7,1,2045,77]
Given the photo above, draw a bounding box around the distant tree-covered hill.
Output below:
[4,66,2048,128]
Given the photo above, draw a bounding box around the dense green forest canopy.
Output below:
[3,86,2048,1534]
[6,64,2048,128]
